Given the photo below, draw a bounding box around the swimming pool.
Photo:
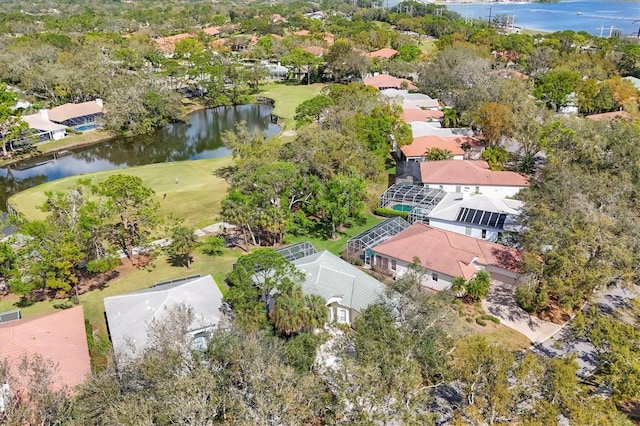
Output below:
[75,123,97,132]
[392,204,413,212]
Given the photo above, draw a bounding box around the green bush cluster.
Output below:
[373,207,409,219]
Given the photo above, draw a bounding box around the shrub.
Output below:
[373,207,409,219]
[515,281,550,313]
[201,236,225,256]
[283,332,328,373]
[480,314,500,324]
[475,317,487,326]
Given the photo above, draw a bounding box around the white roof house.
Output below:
[381,89,440,110]
[22,110,67,141]
[426,193,523,242]
[292,250,387,325]
[104,275,224,359]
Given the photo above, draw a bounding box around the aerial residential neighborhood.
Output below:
[0,0,640,424]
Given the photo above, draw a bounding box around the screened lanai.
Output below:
[346,217,410,266]
[378,183,446,223]
[275,241,318,261]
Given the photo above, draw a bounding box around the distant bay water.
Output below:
[442,0,640,37]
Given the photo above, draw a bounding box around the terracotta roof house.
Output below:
[372,223,522,290]
[0,306,91,392]
[104,275,224,360]
[368,48,398,59]
[401,108,444,123]
[324,33,335,45]
[270,13,287,23]
[419,160,529,198]
[304,45,326,57]
[48,99,104,128]
[426,193,523,242]
[203,26,221,36]
[364,74,418,91]
[292,250,387,326]
[294,29,311,36]
[154,33,192,54]
[22,110,67,141]
[400,135,483,161]
[585,111,631,121]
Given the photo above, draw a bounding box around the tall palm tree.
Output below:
[451,276,467,297]
[442,107,461,128]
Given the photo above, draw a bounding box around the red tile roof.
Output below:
[363,74,418,91]
[585,111,630,121]
[154,33,192,53]
[402,108,444,122]
[402,135,480,158]
[203,26,220,36]
[0,306,91,392]
[419,160,529,187]
[304,45,326,56]
[373,223,522,279]
[368,48,398,59]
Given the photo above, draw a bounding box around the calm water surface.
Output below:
[0,104,279,211]
[445,0,640,36]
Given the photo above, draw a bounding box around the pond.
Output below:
[0,104,280,214]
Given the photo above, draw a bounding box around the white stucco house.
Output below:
[371,223,522,290]
[419,160,529,198]
[426,193,523,242]
[21,110,67,141]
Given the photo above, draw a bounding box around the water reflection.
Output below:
[0,104,279,211]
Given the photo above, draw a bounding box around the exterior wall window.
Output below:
[455,185,461,193]
[438,185,444,190]
[432,272,439,282]
[482,229,487,239]
[391,259,396,271]
[475,186,480,193]
[465,226,472,235]
[337,308,349,324]
[464,186,470,192]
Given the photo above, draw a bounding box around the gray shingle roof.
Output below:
[292,251,386,313]
[104,275,224,358]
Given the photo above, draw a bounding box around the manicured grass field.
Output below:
[260,82,325,129]
[284,212,384,255]
[9,157,234,229]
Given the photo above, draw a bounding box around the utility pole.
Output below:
[608,25,616,38]
[596,25,605,38]
[487,6,492,28]
[634,20,640,38]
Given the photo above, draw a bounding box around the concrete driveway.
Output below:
[533,284,639,377]
[481,279,563,343]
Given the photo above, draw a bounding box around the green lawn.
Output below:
[419,38,438,53]
[9,157,233,229]
[0,249,242,335]
[259,82,325,130]
[284,212,384,255]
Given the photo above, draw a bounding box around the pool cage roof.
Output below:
[276,241,318,262]
[347,217,410,258]
[378,183,446,223]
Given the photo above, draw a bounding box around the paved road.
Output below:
[532,284,639,377]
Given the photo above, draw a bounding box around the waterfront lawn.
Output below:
[284,212,384,255]
[9,157,233,229]
[260,82,325,129]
